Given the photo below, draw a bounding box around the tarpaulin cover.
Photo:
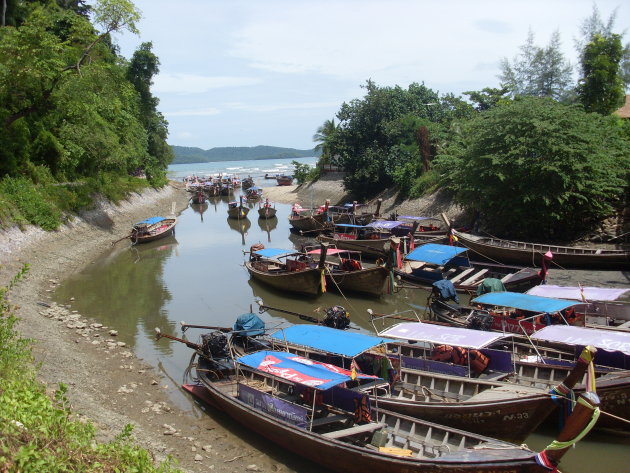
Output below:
[472,292,578,313]
[379,322,508,349]
[134,216,165,226]
[397,216,432,221]
[405,243,468,265]
[531,325,630,355]
[237,351,381,390]
[253,248,294,258]
[307,248,352,255]
[270,324,394,357]
[366,220,404,229]
[332,223,366,229]
[527,285,630,302]
[233,313,265,336]
[432,280,459,304]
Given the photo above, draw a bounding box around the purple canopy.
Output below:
[366,220,404,229]
[379,322,509,349]
[531,325,630,355]
[527,285,629,302]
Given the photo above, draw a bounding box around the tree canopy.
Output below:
[0,0,171,184]
[433,97,630,239]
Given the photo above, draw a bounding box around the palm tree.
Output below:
[312,118,338,164]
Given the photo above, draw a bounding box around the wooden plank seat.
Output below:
[448,267,476,284]
[310,414,350,427]
[460,268,488,286]
[322,422,387,439]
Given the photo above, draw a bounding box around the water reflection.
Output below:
[226,217,251,246]
[257,216,278,243]
[190,202,208,222]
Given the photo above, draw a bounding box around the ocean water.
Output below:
[167,156,318,182]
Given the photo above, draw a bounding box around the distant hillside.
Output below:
[171,145,320,164]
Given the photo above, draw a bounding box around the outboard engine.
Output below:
[322,306,350,330]
[200,331,229,359]
[466,310,493,331]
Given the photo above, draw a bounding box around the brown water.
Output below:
[54,190,630,473]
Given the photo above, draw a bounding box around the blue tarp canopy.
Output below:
[405,243,468,265]
[366,220,404,229]
[472,292,578,313]
[237,350,381,390]
[397,216,433,221]
[271,325,394,358]
[233,313,265,336]
[254,248,295,258]
[134,216,165,226]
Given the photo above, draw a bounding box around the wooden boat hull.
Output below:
[258,207,277,219]
[376,391,554,444]
[276,176,293,185]
[452,229,630,270]
[131,218,176,244]
[227,206,250,219]
[182,383,548,473]
[326,266,389,297]
[317,234,389,257]
[246,261,322,296]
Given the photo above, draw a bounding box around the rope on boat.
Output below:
[543,396,600,452]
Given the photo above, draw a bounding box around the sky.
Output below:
[113,0,630,150]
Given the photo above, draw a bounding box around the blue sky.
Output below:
[113,0,629,150]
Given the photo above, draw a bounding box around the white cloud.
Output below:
[166,108,221,117]
[227,101,341,113]
[153,73,261,94]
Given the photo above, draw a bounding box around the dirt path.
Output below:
[0,182,300,473]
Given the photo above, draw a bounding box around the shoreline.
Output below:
[0,182,286,473]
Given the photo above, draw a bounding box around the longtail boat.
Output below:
[267,323,594,443]
[305,246,389,297]
[258,199,277,219]
[227,196,249,219]
[175,334,599,473]
[130,216,176,244]
[245,246,327,296]
[395,243,543,294]
[444,217,630,270]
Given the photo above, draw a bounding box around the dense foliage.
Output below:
[433,98,630,239]
[0,0,172,229]
[311,7,630,239]
[0,267,182,472]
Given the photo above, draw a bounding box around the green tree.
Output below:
[312,118,338,164]
[577,33,625,115]
[434,97,630,239]
[463,87,510,112]
[500,30,574,101]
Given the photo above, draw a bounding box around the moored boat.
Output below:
[445,221,630,270]
[396,243,543,294]
[130,216,176,244]
[179,345,599,473]
[227,197,250,219]
[258,199,277,219]
[245,246,328,296]
[276,174,293,185]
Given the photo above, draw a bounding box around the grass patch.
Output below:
[0,169,152,231]
[0,267,182,473]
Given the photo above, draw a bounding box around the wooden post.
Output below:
[318,242,329,270]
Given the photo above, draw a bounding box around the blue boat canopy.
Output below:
[397,216,433,221]
[134,216,165,226]
[237,350,382,390]
[254,248,295,258]
[405,243,468,265]
[333,223,367,229]
[366,220,404,229]
[472,292,578,313]
[270,325,394,358]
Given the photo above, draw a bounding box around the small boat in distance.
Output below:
[130,216,177,244]
[276,174,294,186]
[227,196,250,219]
[258,199,277,219]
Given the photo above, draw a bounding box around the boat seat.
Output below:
[468,385,542,402]
[448,268,476,284]
[322,422,387,439]
[310,414,349,427]
[460,269,488,286]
